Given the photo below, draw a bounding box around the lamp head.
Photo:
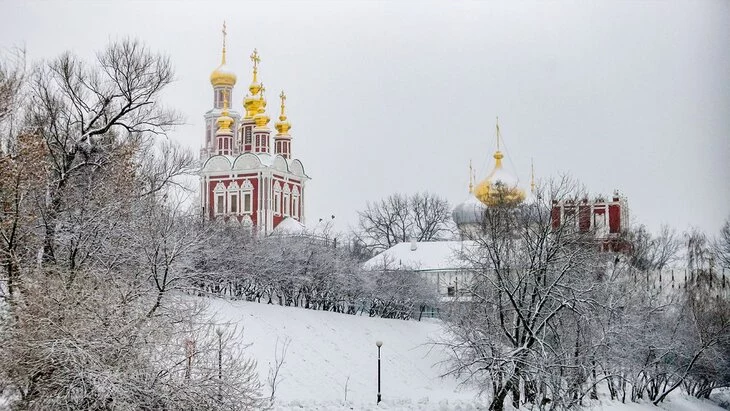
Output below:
[376,340,383,348]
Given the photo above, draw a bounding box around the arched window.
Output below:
[273,181,282,215]
[242,179,254,214]
[213,182,226,216]
[228,181,240,214]
[283,184,291,217]
[245,126,252,145]
[292,186,300,219]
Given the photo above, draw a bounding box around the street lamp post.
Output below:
[376,340,383,404]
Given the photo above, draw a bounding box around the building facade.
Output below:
[199,26,309,233]
[550,192,629,235]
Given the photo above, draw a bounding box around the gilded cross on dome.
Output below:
[222,21,227,49]
[279,91,286,114]
[250,49,261,71]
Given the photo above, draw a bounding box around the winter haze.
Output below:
[1,0,728,234]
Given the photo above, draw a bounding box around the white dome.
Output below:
[452,195,487,226]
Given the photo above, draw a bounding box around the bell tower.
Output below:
[202,21,241,160]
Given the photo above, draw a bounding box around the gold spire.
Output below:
[468,160,474,194]
[275,90,291,136]
[530,158,536,194]
[221,21,227,64]
[210,21,237,87]
[216,90,234,132]
[249,48,261,95]
[493,116,504,168]
[279,91,287,121]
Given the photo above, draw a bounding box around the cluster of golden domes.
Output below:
[210,22,290,136]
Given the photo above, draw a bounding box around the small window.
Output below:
[283,193,290,216]
[230,194,238,213]
[216,195,224,215]
[245,127,252,144]
[274,192,281,214]
[243,193,252,213]
[292,196,299,218]
[447,286,455,297]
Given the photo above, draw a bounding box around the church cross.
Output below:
[222,21,227,50]
[250,48,261,71]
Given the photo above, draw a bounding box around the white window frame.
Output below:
[283,184,291,217]
[213,182,226,216]
[273,182,282,215]
[227,181,240,215]
[292,186,300,219]
[242,179,254,214]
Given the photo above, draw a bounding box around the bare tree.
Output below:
[26,39,181,263]
[627,224,680,271]
[652,282,730,405]
[441,177,608,410]
[356,192,452,254]
[267,337,291,403]
[714,216,730,269]
[0,47,25,148]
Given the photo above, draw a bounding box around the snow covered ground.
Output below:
[206,298,728,411]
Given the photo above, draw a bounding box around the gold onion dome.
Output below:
[216,91,234,132]
[253,85,270,128]
[244,49,264,119]
[275,91,291,135]
[474,119,525,207]
[210,22,237,87]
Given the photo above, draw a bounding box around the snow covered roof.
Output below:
[201,152,309,179]
[272,217,307,235]
[362,240,476,272]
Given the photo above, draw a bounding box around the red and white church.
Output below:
[199,28,308,234]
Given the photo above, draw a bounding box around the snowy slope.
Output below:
[207,297,479,409]
[206,298,727,411]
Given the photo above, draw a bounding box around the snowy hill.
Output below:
[207,298,728,411]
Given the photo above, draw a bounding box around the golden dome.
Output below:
[243,49,264,119]
[210,22,237,87]
[216,91,234,132]
[210,64,237,87]
[253,85,270,129]
[474,153,525,207]
[275,91,291,135]
[473,119,525,207]
[244,95,263,119]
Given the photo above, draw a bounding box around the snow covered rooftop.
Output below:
[272,217,307,235]
[200,152,308,179]
[362,240,476,272]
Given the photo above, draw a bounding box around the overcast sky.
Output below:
[1,1,729,236]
